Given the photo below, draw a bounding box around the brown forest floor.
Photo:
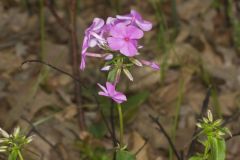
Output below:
[0,0,240,160]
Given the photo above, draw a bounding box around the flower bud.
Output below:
[123,68,133,81]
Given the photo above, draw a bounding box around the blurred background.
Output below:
[0,0,240,159]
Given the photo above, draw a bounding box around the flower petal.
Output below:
[101,65,111,71]
[92,18,105,31]
[126,25,144,39]
[97,83,108,93]
[116,15,132,20]
[130,9,142,20]
[120,42,138,57]
[109,23,127,38]
[81,37,88,53]
[106,82,115,95]
[141,60,160,70]
[104,54,113,60]
[98,91,109,97]
[107,37,125,51]
[112,92,127,104]
[80,59,85,70]
[135,20,152,31]
[88,38,98,47]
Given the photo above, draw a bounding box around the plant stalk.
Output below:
[69,0,86,131]
[18,150,24,160]
[117,103,124,148]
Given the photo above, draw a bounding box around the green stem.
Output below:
[18,150,24,160]
[117,103,124,148]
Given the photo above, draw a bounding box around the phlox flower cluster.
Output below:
[80,10,159,104]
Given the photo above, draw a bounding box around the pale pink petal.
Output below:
[126,25,144,39]
[88,38,98,47]
[104,54,113,60]
[101,65,111,71]
[97,83,108,93]
[92,18,105,31]
[141,60,160,70]
[112,92,127,104]
[116,15,132,20]
[135,20,152,31]
[120,42,138,57]
[106,82,115,95]
[80,58,85,70]
[107,37,125,51]
[109,23,127,38]
[106,17,116,24]
[85,52,102,58]
[81,37,88,53]
[112,98,124,104]
[98,91,109,97]
[130,10,142,20]
[150,63,160,70]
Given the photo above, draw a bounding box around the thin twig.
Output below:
[21,60,80,82]
[21,60,117,145]
[134,138,148,156]
[187,87,211,157]
[45,0,71,33]
[21,116,64,160]
[149,115,182,160]
[68,0,86,131]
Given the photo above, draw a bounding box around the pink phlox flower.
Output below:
[80,18,105,70]
[116,10,152,31]
[97,82,127,104]
[85,18,105,47]
[141,60,160,70]
[107,23,143,57]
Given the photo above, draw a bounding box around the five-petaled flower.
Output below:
[98,82,127,104]
[107,23,143,56]
[80,10,160,103]
[116,10,152,31]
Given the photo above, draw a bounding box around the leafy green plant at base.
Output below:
[189,110,231,160]
[76,140,110,160]
[0,127,33,160]
[116,150,136,160]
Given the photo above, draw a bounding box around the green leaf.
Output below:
[209,137,226,160]
[8,149,18,160]
[189,156,203,160]
[116,150,136,160]
[216,139,226,160]
[88,121,107,138]
[107,68,118,83]
[122,91,149,122]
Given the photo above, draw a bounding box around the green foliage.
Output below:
[77,140,110,160]
[88,121,107,138]
[122,91,149,122]
[190,110,231,160]
[189,156,204,160]
[0,127,33,160]
[116,150,136,160]
[107,67,118,83]
[209,137,226,160]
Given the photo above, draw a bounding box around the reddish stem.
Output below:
[69,0,86,131]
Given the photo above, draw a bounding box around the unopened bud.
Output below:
[123,68,133,81]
